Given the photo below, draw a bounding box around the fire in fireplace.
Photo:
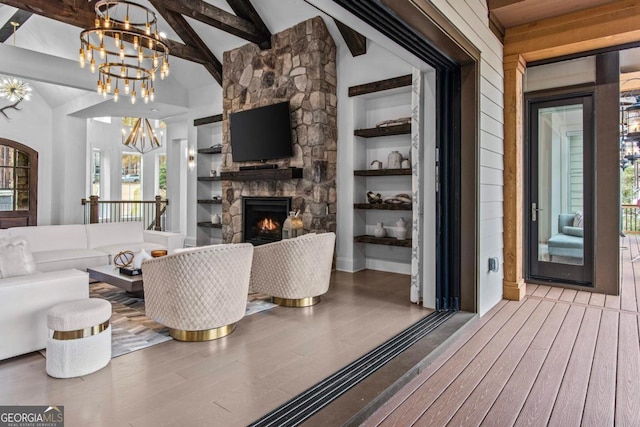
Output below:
[242,197,291,245]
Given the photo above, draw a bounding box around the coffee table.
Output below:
[87,265,144,297]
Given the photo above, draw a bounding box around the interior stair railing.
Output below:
[81,195,169,231]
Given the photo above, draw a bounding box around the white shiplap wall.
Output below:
[429,0,505,315]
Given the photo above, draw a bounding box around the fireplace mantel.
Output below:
[221,168,303,182]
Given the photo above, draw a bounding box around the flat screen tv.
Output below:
[229,101,293,162]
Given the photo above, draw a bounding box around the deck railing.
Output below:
[622,204,640,233]
[81,195,169,231]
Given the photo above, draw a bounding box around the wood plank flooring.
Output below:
[365,236,640,427]
[0,270,431,427]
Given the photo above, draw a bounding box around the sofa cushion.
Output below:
[548,233,584,249]
[562,226,584,237]
[573,211,584,228]
[86,222,145,250]
[0,236,36,278]
[33,249,109,273]
[5,224,88,253]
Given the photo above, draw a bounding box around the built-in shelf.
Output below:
[198,222,222,228]
[221,167,303,181]
[197,199,222,204]
[194,114,222,126]
[354,168,411,176]
[354,235,412,247]
[198,146,222,154]
[354,123,411,138]
[197,176,222,182]
[354,203,412,210]
[348,74,412,97]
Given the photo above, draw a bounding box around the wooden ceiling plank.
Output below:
[151,0,267,47]
[333,19,366,57]
[487,0,526,11]
[149,3,222,84]
[0,0,208,65]
[0,9,31,43]
[226,0,271,49]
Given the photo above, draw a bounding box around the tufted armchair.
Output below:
[250,232,336,307]
[142,243,254,341]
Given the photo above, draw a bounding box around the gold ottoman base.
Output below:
[273,296,321,307]
[169,324,235,342]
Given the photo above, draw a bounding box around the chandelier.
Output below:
[122,118,161,153]
[79,0,170,104]
[0,78,31,102]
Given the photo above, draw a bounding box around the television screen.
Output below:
[229,101,293,162]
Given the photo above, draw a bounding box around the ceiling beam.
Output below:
[150,0,269,48]
[0,9,31,43]
[225,0,271,49]
[0,0,209,65]
[333,19,366,57]
[149,3,222,84]
[504,0,640,62]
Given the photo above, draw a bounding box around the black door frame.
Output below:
[525,92,595,286]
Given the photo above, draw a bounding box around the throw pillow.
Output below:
[0,236,36,278]
[573,211,584,228]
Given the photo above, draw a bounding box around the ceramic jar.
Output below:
[374,222,387,238]
[387,151,402,169]
[401,158,411,169]
[371,160,383,170]
[211,213,221,224]
[396,217,408,240]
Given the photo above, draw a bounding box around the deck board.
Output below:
[367,235,640,427]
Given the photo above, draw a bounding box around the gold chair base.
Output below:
[169,324,235,342]
[273,296,320,307]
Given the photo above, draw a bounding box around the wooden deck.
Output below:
[364,235,640,426]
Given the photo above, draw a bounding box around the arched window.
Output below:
[0,138,38,228]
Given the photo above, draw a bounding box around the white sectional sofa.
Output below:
[0,222,184,361]
[0,222,184,272]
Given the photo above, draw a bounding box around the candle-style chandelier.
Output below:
[79,0,170,104]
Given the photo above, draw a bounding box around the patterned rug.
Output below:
[42,283,277,359]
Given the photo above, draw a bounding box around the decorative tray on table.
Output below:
[119,267,142,276]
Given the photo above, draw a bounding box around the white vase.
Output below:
[396,217,408,240]
[388,151,402,169]
[211,213,221,224]
[132,249,152,269]
[374,222,386,238]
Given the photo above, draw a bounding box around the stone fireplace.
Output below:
[221,16,337,244]
[242,197,291,245]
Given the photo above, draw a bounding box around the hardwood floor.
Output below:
[364,236,640,427]
[0,270,431,427]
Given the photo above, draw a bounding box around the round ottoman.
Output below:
[46,298,112,378]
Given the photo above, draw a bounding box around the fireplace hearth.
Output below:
[242,197,291,245]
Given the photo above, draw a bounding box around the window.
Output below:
[121,153,141,201]
[157,154,166,198]
[92,150,101,197]
[0,145,31,211]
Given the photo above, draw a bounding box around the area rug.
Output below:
[41,283,277,359]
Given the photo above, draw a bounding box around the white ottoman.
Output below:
[46,298,112,378]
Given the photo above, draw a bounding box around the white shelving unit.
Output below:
[350,75,414,274]
[195,115,223,246]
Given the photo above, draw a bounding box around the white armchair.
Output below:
[142,243,254,341]
[250,233,336,307]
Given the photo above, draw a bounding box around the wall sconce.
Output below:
[188,146,195,171]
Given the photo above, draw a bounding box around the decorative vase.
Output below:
[396,217,408,240]
[387,151,402,169]
[401,158,411,169]
[211,213,221,224]
[371,160,383,170]
[374,222,387,238]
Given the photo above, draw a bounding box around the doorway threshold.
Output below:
[249,310,476,427]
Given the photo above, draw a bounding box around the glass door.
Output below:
[527,95,594,285]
